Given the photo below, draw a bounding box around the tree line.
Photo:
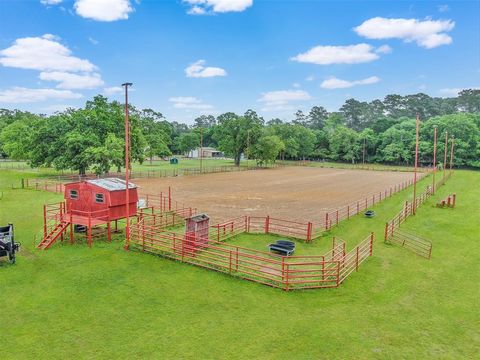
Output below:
[0,90,479,174]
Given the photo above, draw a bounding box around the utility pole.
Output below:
[449,135,455,174]
[413,114,420,215]
[246,130,250,169]
[443,131,448,182]
[122,82,132,250]
[432,126,437,194]
[199,127,203,174]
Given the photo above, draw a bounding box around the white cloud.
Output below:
[185,60,227,78]
[438,4,450,12]
[305,75,315,82]
[292,83,301,88]
[88,37,99,45]
[291,44,383,65]
[41,0,63,5]
[0,87,82,103]
[258,90,311,111]
[320,76,381,89]
[183,0,252,14]
[103,86,123,95]
[0,34,96,72]
[376,44,392,54]
[438,87,479,97]
[169,96,214,110]
[74,0,133,22]
[354,17,455,49]
[39,71,104,89]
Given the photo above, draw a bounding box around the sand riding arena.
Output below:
[135,167,416,224]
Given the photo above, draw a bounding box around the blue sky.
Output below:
[0,0,479,124]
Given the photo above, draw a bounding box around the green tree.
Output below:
[213,110,264,166]
[253,135,285,165]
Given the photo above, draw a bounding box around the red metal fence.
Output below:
[129,218,375,291]
[383,171,452,258]
[319,173,428,232]
[386,229,432,259]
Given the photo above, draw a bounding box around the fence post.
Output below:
[452,193,456,208]
[168,186,172,211]
[356,201,359,214]
[236,247,239,271]
[347,205,350,219]
[384,223,388,242]
[285,263,289,291]
[370,232,374,255]
[247,216,251,233]
[307,222,312,242]
[43,205,47,239]
[265,215,270,234]
[325,213,329,230]
[355,247,359,271]
[336,210,339,225]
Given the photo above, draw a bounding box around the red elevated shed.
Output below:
[64,178,138,221]
[38,178,138,250]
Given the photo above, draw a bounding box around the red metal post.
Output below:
[265,215,270,234]
[87,213,92,248]
[347,205,350,220]
[449,135,455,174]
[43,205,47,239]
[307,222,312,242]
[69,210,74,244]
[370,232,374,255]
[413,114,420,215]
[355,247,359,271]
[325,213,329,230]
[122,82,132,250]
[168,186,172,211]
[432,126,437,194]
[443,131,448,183]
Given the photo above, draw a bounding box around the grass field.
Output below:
[0,169,479,359]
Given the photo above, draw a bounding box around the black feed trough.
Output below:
[268,239,296,256]
[364,210,376,218]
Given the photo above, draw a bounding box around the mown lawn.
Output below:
[0,169,479,359]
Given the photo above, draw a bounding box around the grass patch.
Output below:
[0,169,479,359]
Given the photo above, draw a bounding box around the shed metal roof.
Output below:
[86,178,137,191]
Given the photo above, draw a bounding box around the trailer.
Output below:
[0,223,20,264]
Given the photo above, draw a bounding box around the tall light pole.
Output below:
[432,126,437,194]
[413,114,420,215]
[199,127,203,174]
[449,135,455,174]
[246,129,250,168]
[443,131,448,182]
[122,82,133,250]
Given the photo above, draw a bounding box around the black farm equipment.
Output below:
[0,223,20,264]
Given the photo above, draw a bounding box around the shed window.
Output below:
[95,193,105,203]
[70,190,78,200]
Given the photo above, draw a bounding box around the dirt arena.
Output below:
[134,167,414,223]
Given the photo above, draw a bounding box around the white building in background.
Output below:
[188,147,224,158]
